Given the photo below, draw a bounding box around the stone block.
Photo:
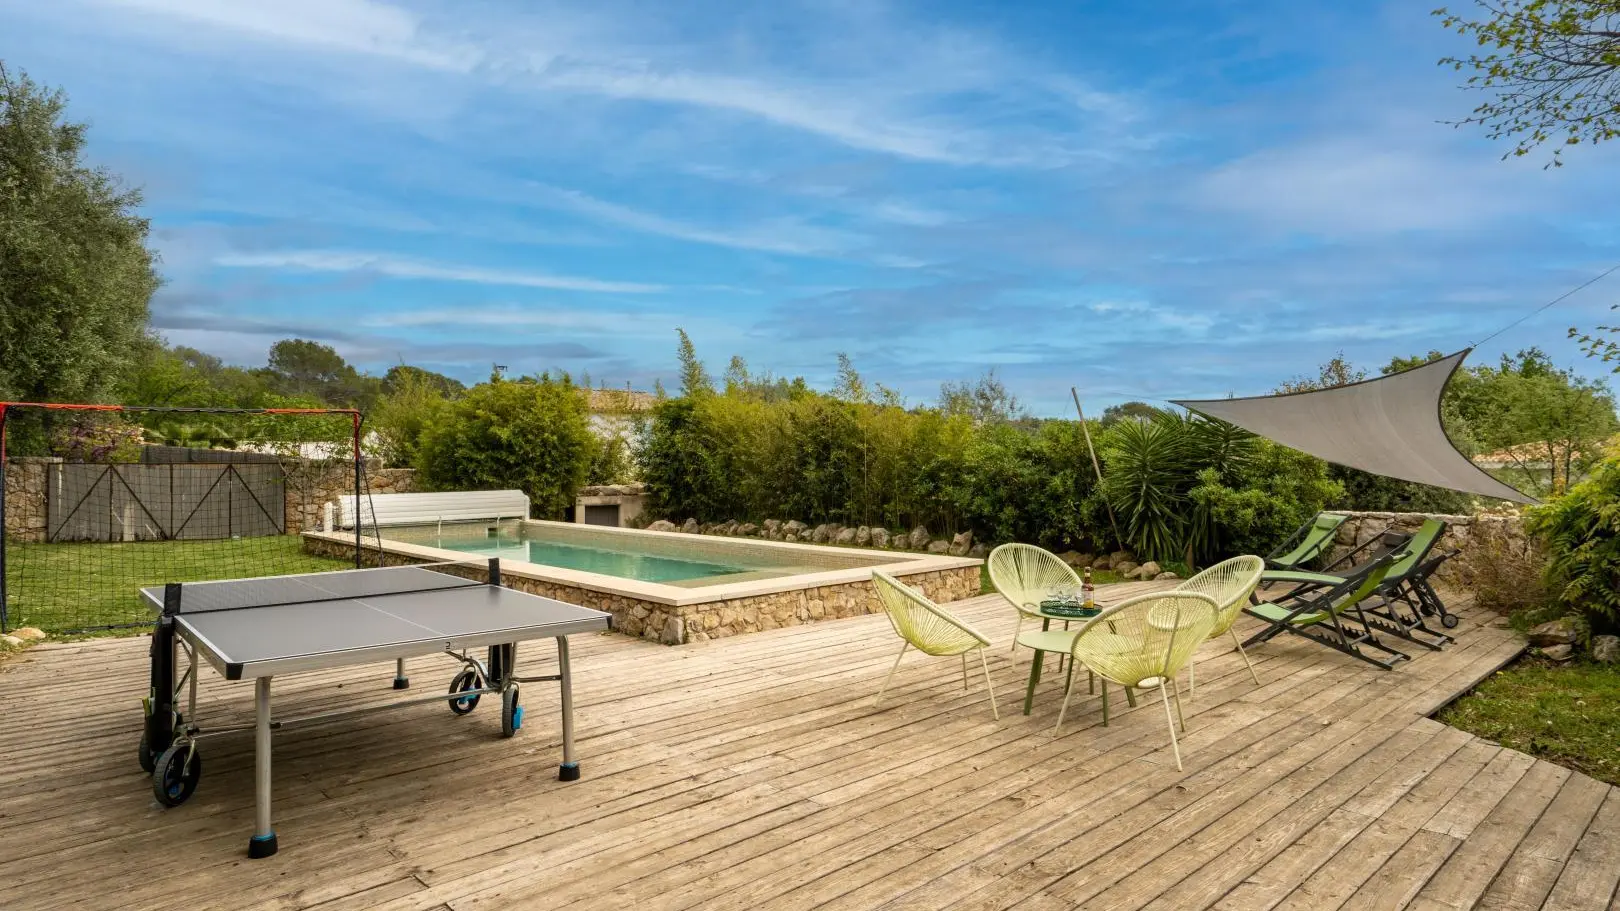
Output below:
[835,527,857,545]
[647,519,677,532]
[1591,635,1620,664]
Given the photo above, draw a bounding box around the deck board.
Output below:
[0,583,1607,910]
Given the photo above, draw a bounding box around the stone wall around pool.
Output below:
[303,529,982,646]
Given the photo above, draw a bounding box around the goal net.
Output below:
[0,404,385,633]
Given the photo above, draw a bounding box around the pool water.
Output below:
[429,536,751,583]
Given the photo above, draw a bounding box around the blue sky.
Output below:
[6,0,1620,415]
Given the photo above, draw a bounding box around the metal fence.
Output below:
[46,462,286,543]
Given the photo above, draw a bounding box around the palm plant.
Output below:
[1101,409,1257,565]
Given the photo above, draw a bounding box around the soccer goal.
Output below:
[0,403,384,633]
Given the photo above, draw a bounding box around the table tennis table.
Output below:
[137,559,612,859]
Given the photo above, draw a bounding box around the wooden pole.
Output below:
[1071,388,1124,548]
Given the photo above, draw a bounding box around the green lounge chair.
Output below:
[1265,512,1348,571]
[1261,519,1455,650]
[1242,542,1413,670]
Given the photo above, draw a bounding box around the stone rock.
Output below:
[1591,635,1620,664]
[1092,556,1113,571]
[764,518,781,534]
[1135,561,1162,580]
[1059,551,1094,568]
[784,520,808,538]
[811,524,833,544]
[869,528,890,549]
[1110,550,1136,566]
[968,543,989,559]
[0,635,23,648]
[700,522,718,535]
[949,531,973,557]
[908,526,931,550]
[784,534,799,543]
[737,522,759,537]
[1153,571,1180,581]
[646,519,678,532]
[722,520,739,536]
[854,526,871,546]
[1527,618,1580,647]
[10,627,46,641]
[926,540,951,554]
[1540,643,1576,662]
[835,527,857,545]
[681,518,700,534]
[1115,560,1140,578]
[660,616,685,646]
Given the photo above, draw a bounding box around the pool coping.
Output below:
[305,521,980,608]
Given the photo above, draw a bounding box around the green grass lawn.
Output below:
[1437,657,1620,787]
[5,536,351,635]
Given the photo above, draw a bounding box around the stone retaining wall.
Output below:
[3,458,53,542]
[1326,510,1529,589]
[304,534,980,645]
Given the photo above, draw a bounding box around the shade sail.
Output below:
[1171,349,1536,505]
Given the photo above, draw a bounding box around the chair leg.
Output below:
[1054,670,1079,735]
[1188,655,1196,697]
[1160,680,1184,772]
[1101,679,1110,726]
[978,650,999,720]
[1011,615,1022,654]
[875,642,908,708]
[1230,628,1259,685]
[1088,669,1095,695]
[1170,676,1186,731]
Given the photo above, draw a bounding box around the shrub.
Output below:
[369,367,451,468]
[414,375,593,518]
[1526,452,1620,634]
[1453,527,1554,622]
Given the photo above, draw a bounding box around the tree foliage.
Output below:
[0,63,158,408]
[414,376,594,517]
[1527,447,1620,633]
[1435,1,1620,167]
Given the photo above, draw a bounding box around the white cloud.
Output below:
[77,0,1141,168]
[216,250,665,293]
[533,186,856,256]
[1195,135,1539,236]
[97,0,480,71]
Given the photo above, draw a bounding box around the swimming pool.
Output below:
[305,519,982,645]
[424,534,752,583]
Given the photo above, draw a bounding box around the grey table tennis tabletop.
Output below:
[141,566,612,680]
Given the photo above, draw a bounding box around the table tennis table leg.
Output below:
[249,677,278,859]
[557,636,579,781]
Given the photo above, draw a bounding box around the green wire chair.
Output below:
[1174,555,1266,693]
[987,543,1082,656]
[871,570,999,720]
[1053,591,1218,771]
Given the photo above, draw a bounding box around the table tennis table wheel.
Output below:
[501,686,523,738]
[448,669,482,715]
[151,741,202,808]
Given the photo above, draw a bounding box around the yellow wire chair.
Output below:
[987,544,1083,656]
[1174,555,1266,693]
[1053,591,1218,771]
[871,570,1000,720]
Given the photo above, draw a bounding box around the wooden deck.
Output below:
[2,580,1617,910]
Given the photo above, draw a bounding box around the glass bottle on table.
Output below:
[1081,566,1094,610]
